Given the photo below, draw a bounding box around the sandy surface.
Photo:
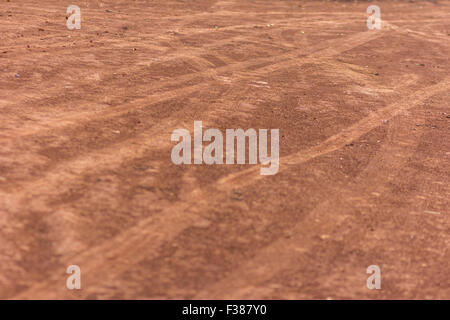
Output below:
[0,0,449,299]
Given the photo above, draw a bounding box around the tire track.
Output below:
[2,28,385,141]
[0,28,386,193]
[12,76,448,299]
[6,25,389,298]
[195,91,449,299]
[2,11,330,112]
[217,79,450,189]
[3,0,450,300]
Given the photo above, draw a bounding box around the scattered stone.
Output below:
[112,130,120,134]
[193,219,212,228]
[284,230,294,238]
[138,185,155,192]
[14,73,19,78]
[424,210,440,215]
[320,234,330,240]
[371,192,381,197]
[133,164,150,171]
[38,28,45,32]
[231,189,243,201]
[255,81,268,85]
[251,80,269,88]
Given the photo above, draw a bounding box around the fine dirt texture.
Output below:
[0,0,449,299]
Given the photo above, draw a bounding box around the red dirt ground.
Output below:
[0,0,449,299]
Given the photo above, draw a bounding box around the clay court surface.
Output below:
[0,0,449,299]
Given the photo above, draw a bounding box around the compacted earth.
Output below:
[0,0,449,299]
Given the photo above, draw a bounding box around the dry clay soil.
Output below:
[0,0,449,299]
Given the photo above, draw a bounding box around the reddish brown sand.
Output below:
[0,0,449,299]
